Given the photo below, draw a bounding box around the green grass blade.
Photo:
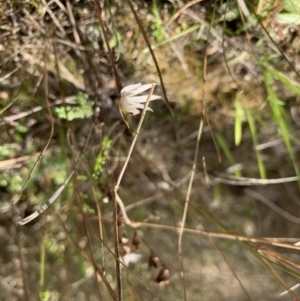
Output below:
[234,96,244,146]
[216,132,242,177]
[0,96,19,114]
[244,99,267,179]
[262,63,300,96]
[264,70,300,179]
[143,24,203,53]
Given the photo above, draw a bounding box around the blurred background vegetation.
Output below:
[1,0,300,300]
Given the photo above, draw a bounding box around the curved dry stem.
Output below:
[95,216,300,252]
[18,120,96,226]
[245,188,300,224]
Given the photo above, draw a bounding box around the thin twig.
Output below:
[92,216,300,251]
[245,189,300,224]
[45,5,66,36]
[0,67,18,81]
[18,118,96,226]
[66,0,81,45]
[93,0,122,93]
[165,0,204,27]
[54,209,118,301]
[125,0,174,117]
[13,46,54,206]
[17,170,75,226]
[113,191,122,301]
[260,258,297,299]
[1,96,76,125]
[211,173,300,185]
[178,118,203,301]
[96,197,105,271]
[0,149,53,170]
[75,189,103,301]
[209,236,252,301]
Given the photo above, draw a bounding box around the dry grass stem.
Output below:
[166,0,204,27]
[178,118,204,301]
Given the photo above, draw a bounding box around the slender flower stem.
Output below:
[114,84,156,192]
[112,83,156,301]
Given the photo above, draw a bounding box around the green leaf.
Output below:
[264,70,300,180]
[216,133,242,177]
[262,63,300,96]
[275,13,300,25]
[234,96,245,146]
[244,100,267,179]
[282,0,300,13]
[54,93,93,121]
[93,136,112,177]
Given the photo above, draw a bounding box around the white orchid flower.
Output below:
[120,83,161,116]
